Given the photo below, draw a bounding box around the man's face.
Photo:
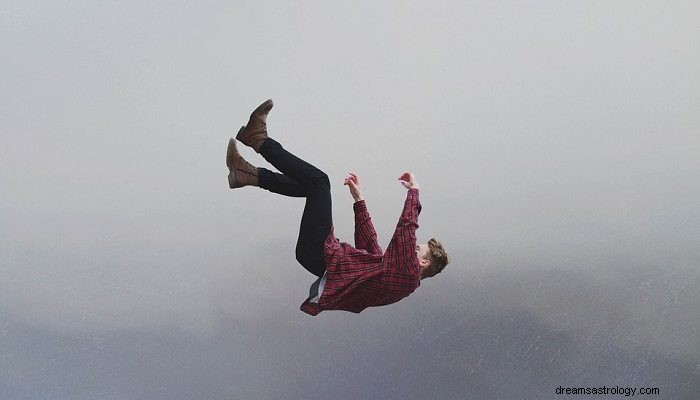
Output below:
[416,243,434,279]
[416,243,431,262]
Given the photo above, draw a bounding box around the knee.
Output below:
[295,245,308,266]
[295,245,309,268]
[312,173,330,189]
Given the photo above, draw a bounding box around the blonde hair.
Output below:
[427,238,450,276]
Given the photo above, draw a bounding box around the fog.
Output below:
[1,1,698,399]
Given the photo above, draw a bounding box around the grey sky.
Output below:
[1,1,699,399]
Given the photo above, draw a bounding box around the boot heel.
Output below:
[235,126,246,141]
[228,170,237,189]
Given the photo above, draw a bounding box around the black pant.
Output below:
[257,138,332,278]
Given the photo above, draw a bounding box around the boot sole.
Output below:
[227,128,245,188]
[227,128,245,169]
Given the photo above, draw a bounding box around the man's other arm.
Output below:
[385,172,421,273]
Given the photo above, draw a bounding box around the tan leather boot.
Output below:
[236,99,273,153]
[226,135,259,188]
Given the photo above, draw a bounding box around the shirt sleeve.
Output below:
[353,200,383,256]
[384,188,422,273]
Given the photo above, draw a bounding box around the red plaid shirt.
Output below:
[300,188,422,315]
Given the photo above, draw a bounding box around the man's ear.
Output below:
[419,258,431,268]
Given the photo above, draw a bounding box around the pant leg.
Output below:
[258,138,332,278]
[259,138,327,188]
[295,178,332,277]
[258,168,307,197]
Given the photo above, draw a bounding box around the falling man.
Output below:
[226,99,450,315]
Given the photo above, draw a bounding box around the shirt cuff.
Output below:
[353,199,367,209]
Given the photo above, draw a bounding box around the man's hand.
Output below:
[344,172,364,202]
[398,171,419,190]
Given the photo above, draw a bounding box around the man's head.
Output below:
[417,238,450,280]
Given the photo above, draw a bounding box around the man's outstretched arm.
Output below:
[385,172,422,273]
[393,172,421,233]
[345,173,383,255]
